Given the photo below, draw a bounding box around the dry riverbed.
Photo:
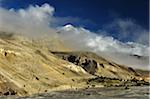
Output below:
[0,86,149,99]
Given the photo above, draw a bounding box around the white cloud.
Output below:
[0,3,56,37]
[18,4,54,23]
[0,3,149,69]
[59,24,149,56]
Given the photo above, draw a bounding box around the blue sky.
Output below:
[1,0,148,29]
[0,0,149,44]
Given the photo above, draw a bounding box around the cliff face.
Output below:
[0,32,148,96]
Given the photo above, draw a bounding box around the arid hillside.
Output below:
[0,32,149,96]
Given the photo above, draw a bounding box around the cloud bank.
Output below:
[59,24,149,56]
[0,3,149,69]
[0,3,56,36]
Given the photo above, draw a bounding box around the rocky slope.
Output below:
[0,32,149,96]
[51,51,140,79]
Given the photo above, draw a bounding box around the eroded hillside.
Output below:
[0,32,149,96]
[0,32,92,95]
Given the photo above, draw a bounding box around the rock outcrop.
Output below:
[51,52,140,79]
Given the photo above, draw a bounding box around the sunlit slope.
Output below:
[0,33,90,95]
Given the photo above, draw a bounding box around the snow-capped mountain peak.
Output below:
[61,24,77,31]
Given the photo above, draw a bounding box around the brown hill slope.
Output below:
[0,32,91,95]
[0,32,148,96]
